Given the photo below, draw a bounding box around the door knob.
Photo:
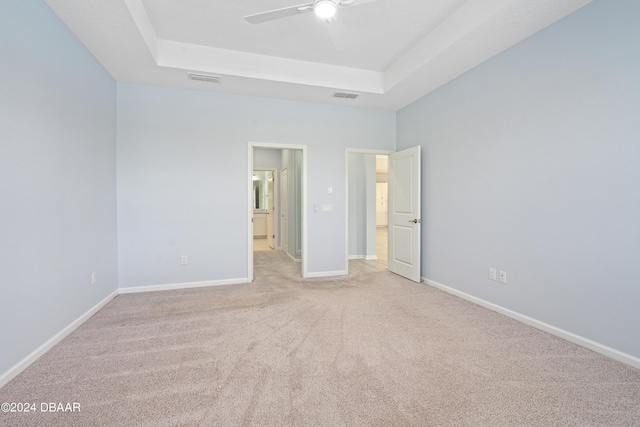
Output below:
[409,219,421,224]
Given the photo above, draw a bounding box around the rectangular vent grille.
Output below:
[332,91,359,99]
[187,72,221,83]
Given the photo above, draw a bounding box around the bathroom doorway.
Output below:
[252,169,276,251]
[248,142,307,280]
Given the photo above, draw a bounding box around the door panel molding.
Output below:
[388,146,421,282]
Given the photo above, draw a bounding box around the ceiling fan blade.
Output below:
[326,16,353,51]
[245,3,313,24]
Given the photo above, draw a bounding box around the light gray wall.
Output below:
[254,148,281,171]
[117,84,395,286]
[348,153,377,258]
[0,2,117,374]
[348,154,366,257]
[397,0,640,358]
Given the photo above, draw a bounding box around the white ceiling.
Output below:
[44,0,591,111]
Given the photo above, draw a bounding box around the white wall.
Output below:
[0,2,117,376]
[254,148,281,171]
[117,84,396,287]
[397,0,640,359]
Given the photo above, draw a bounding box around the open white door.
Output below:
[388,146,421,282]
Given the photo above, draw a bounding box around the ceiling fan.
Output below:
[245,0,383,51]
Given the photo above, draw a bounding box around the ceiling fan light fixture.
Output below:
[314,0,338,19]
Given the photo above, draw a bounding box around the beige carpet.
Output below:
[1,250,639,426]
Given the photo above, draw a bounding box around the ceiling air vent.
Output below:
[187,72,221,83]
[332,91,359,99]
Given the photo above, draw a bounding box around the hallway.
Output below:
[253,227,388,280]
[348,227,388,276]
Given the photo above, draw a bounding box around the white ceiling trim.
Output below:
[157,40,385,93]
[384,0,510,92]
[125,0,525,96]
[126,0,384,93]
[45,0,594,110]
[124,0,158,62]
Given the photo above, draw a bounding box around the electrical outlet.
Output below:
[91,272,96,285]
[489,268,496,281]
[181,255,188,265]
[314,203,319,212]
[499,271,507,284]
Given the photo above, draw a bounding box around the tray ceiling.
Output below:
[44,0,592,111]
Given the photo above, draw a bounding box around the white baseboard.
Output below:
[423,277,640,370]
[305,270,347,278]
[284,251,302,263]
[119,278,249,294]
[1,278,248,386]
[349,255,378,261]
[0,289,119,389]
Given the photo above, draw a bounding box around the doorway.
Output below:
[252,169,276,252]
[345,147,422,281]
[248,142,307,281]
[345,149,392,275]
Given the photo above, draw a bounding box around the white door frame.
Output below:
[344,148,393,275]
[248,142,308,280]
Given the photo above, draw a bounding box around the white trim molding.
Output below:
[349,254,379,261]
[0,290,119,388]
[1,269,351,388]
[305,270,347,278]
[423,277,640,370]
[119,278,248,294]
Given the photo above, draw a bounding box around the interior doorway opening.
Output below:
[249,143,307,281]
[252,169,276,252]
[346,150,391,275]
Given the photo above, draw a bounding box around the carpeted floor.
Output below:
[1,250,639,426]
